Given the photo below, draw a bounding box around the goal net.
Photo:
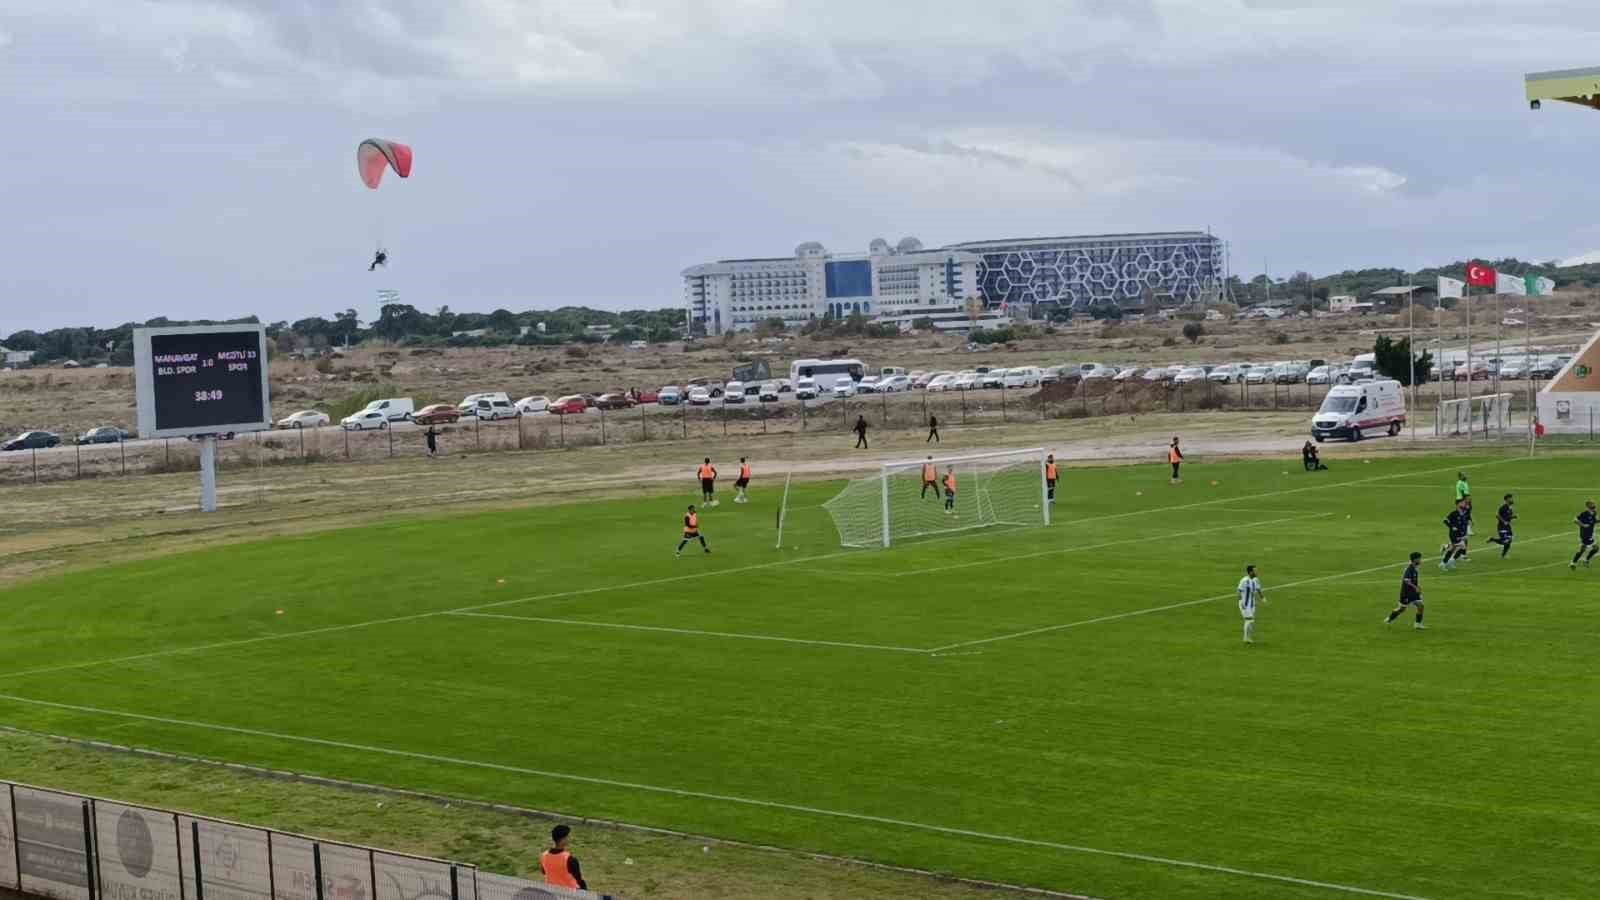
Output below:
[822,448,1049,548]
[1437,393,1513,438]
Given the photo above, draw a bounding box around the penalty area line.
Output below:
[450,612,929,654]
[0,693,1430,900]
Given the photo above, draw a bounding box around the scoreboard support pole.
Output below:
[199,435,218,513]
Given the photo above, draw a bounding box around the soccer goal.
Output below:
[822,448,1050,548]
[1437,393,1514,438]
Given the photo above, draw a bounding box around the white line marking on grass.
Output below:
[450,612,929,653]
[0,458,1524,684]
[0,693,1430,900]
[926,560,1409,653]
[904,512,1332,577]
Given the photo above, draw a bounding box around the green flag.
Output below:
[1525,274,1556,296]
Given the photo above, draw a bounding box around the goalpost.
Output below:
[1437,392,1514,439]
[822,448,1050,548]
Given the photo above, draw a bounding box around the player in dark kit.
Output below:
[1485,493,1516,557]
[1440,501,1469,570]
[1572,500,1598,570]
[1385,552,1426,630]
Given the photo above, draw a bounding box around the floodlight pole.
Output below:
[1407,276,1416,442]
[199,435,218,513]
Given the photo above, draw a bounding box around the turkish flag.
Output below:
[1535,422,1546,438]
[1466,263,1497,287]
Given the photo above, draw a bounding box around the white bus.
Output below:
[790,358,866,392]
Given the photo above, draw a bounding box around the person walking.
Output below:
[853,415,869,449]
[1167,436,1184,484]
[926,413,940,443]
[539,825,588,892]
[424,426,440,458]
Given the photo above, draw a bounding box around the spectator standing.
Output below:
[853,415,869,449]
[424,426,440,458]
[539,825,587,891]
[926,413,940,443]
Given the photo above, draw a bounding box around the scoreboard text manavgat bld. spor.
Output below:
[147,331,267,431]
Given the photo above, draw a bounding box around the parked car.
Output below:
[76,426,132,444]
[1113,366,1143,382]
[758,382,781,402]
[1244,365,1275,385]
[1083,365,1118,380]
[275,410,330,429]
[360,397,415,421]
[412,404,462,425]
[593,393,635,410]
[515,395,551,415]
[946,372,976,390]
[855,375,882,393]
[1141,367,1169,382]
[1274,362,1310,384]
[794,378,819,400]
[458,392,512,415]
[723,381,746,402]
[878,374,913,392]
[1174,366,1208,385]
[463,396,520,420]
[832,380,857,398]
[340,410,389,431]
[1207,364,1244,384]
[979,369,1008,389]
[1453,361,1492,381]
[913,371,945,389]
[687,377,724,398]
[1528,358,1563,379]
[1003,367,1041,388]
[687,387,713,406]
[6,431,60,451]
[657,386,684,406]
[548,395,588,415]
[1305,365,1332,385]
[1496,360,1529,380]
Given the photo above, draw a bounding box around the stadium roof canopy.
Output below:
[1526,66,1600,110]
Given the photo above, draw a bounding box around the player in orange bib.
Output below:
[1045,454,1059,504]
[697,457,718,506]
[1167,437,1184,484]
[734,457,752,503]
[676,505,710,557]
[920,457,938,499]
[942,467,957,514]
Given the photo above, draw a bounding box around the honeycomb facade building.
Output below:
[947,232,1226,313]
[682,231,1225,334]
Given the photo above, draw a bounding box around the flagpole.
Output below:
[1528,278,1538,458]
[1465,278,1473,445]
[1436,282,1445,434]
[1407,274,1416,442]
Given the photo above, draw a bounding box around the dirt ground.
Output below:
[4,291,1594,442]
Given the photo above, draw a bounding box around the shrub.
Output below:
[1272,332,1290,345]
[1181,322,1205,344]
[1162,336,1178,346]
[564,345,589,359]
[314,357,335,374]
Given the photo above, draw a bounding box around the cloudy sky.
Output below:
[4,0,1600,332]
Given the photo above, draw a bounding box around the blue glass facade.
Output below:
[825,260,873,298]
[952,233,1224,311]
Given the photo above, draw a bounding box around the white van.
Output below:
[1003,366,1041,388]
[1311,379,1405,442]
[362,397,415,422]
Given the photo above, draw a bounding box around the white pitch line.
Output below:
[902,512,1332,577]
[0,456,1525,684]
[0,693,1430,900]
[926,560,1409,653]
[451,612,928,653]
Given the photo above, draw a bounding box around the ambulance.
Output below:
[1311,379,1406,441]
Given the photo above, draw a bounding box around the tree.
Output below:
[753,317,787,338]
[1373,335,1433,386]
[1182,322,1205,344]
[1088,302,1123,321]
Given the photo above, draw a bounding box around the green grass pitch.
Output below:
[2,451,1598,899]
